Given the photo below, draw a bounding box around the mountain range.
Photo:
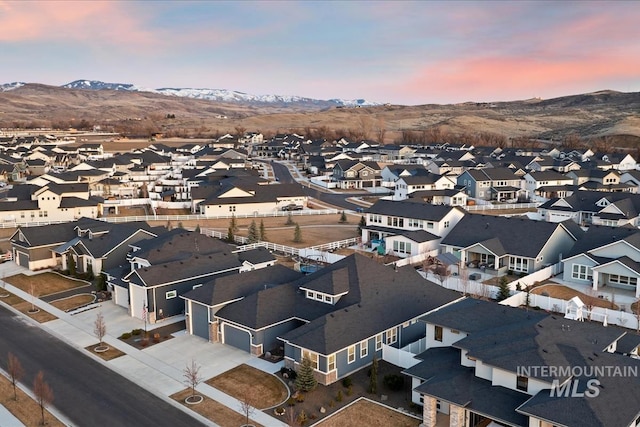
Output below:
[1,79,377,108]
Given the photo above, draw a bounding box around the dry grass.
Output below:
[206,364,288,410]
[532,284,619,310]
[4,272,89,296]
[170,388,264,427]
[2,293,57,323]
[317,399,421,427]
[50,294,95,312]
[0,372,65,427]
[83,344,126,361]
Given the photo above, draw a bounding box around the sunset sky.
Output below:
[1,1,638,105]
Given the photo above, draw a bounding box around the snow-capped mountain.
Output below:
[58,80,379,107]
[0,82,25,92]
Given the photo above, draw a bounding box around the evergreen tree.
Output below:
[497,276,511,301]
[230,214,238,232]
[227,225,234,243]
[295,356,317,392]
[293,223,302,243]
[247,220,259,243]
[259,219,266,241]
[358,215,366,234]
[194,224,201,233]
[339,211,347,223]
[68,255,76,276]
[285,212,294,226]
[368,355,379,394]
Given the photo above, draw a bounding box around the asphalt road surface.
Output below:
[0,305,206,427]
[269,161,368,210]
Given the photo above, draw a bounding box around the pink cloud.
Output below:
[0,1,156,48]
[399,53,640,104]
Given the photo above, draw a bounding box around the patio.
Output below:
[543,275,638,309]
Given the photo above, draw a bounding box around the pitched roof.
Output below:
[366,199,462,222]
[441,214,579,258]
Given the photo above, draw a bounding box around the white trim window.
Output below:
[360,340,368,358]
[572,264,593,281]
[347,345,356,363]
[509,256,529,273]
[327,354,335,372]
[393,240,412,255]
[166,290,177,299]
[375,334,383,351]
[386,327,397,345]
[302,350,318,370]
[609,274,638,286]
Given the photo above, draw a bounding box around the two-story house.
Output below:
[332,160,382,189]
[457,167,524,202]
[538,190,640,227]
[521,170,575,200]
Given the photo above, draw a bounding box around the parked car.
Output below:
[281,204,303,211]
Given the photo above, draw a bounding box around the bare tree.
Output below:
[33,370,54,426]
[29,283,38,312]
[239,389,256,427]
[7,352,24,401]
[183,359,203,400]
[94,312,107,347]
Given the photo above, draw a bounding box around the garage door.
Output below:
[223,323,251,352]
[17,251,29,268]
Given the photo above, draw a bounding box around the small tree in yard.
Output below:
[239,389,255,427]
[358,215,366,234]
[230,214,238,232]
[7,352,24,401]
[226,225,234,242]
[34,370,53,426]
[183,359,203,401]
[247,220,259,243]
[368,355,379,394]
[293,223,303,243]
[295,356,317,392]
[68,254,76,276]
[29,283,38,312]
[259,219,266,241]
[497,276,511,301]
[285,212,294,226]
[339,211,347,223]
[94,312,107,347]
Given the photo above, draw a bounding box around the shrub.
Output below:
[328,400,335,408]
[342,377,352,388]
[131,329,142,336]
[346,385,353,396]
[383,374,404,391]
[296,394,305,403]
[297,410,308,426]
[120,332,132,339]
[287,397,296,407]
[335,390,343,402]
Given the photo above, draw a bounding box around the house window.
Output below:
[386,327,397,345]
[516,375,528,392]
[324,295,332,303]
[328,354,335,371]
[166,290,177,299]
[408,219,422,228]
[387,217,404,228]
[375,334,383,351]
[393,241,411,255]
[444,220,450,228]
[302,350,318,370]
[306,290,315,299]
[348,345,356,363]
[426,222,434,229]
[451,329,459,334]
[229,206,236,212]
[609,274,637,286]
[509,256,529,273]
[434,325,443,342]
[369,214,382,224]
[572,264,593,281]
[360,340,368,358]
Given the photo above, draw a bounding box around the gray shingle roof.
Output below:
[366,199,462,222]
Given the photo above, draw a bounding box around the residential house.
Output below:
[441,214,583,275]
[186,254,462,384]
[561,225,640,299]
[394,171,456,200]
[362,200,465,257]
[521,170,575,200]
[407,189,469,207]
[404,298,640,427]
[457,167,524,202]
[332,160,382,189]
[538,191,640,227]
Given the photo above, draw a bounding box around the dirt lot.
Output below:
[206,364,288,410]
[4,272,89,297]
[317,398,420,427]
[532,283,619,310]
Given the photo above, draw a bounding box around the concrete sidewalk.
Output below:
[0,264,288,427]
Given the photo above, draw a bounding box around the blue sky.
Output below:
[1,1,638,105]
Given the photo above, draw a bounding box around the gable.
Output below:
[590,240,640,262]
[549,198,573,209]
[218,187,254,198]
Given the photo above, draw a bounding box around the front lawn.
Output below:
[4,272,89,296]
[317,398,421,427]
[206,364,288,409]
[170,388,264,427]
[50,294,95,312]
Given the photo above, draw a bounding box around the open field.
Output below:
[317,399,421,427]
[206,364,288,410]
